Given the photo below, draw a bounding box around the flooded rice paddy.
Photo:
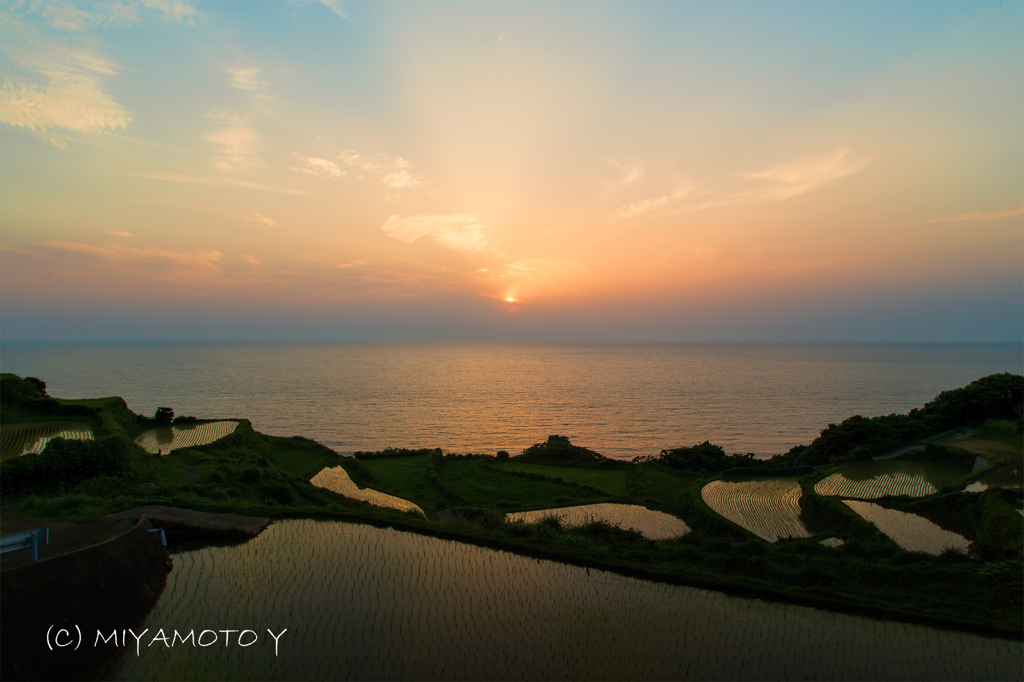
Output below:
[135,421,239,455]
[814,461,965,499]
[701,479,810,542]
[309,466,425,516]
[0,421,93,460]
[843,500,971,555]
[505,503,691,540]
[950,439,1024,489]
[103,520,1021,681]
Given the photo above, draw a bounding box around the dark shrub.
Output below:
[240,466,263,484]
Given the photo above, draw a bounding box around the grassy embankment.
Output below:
[1,372,1022,638]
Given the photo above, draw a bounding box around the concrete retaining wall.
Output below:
[1,516,170,681]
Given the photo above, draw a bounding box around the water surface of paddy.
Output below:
[843,500,971,555]
[309,466,424,516]
[506,503,690,540]
[701,479,810,542]
[135,421,239,455]
[103,520,1021,681]
[0,421,93,460]
[814,461,966,499]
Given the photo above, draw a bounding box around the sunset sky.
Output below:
[1,0,1021,341]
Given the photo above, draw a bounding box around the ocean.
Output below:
[1,342,1019,459]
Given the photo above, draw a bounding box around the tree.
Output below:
[154,407,174,424]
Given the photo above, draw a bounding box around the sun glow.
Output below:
[505,297,515,303]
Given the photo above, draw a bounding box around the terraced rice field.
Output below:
[949,439,1023,489]
[814,461,965,499]
[135,421,239,455]
[701,479,811,542]
[505,503,690,540]
[309,466,425,516]
[104,520,1022,681]
[843,500,971,555]
[971,460,1023,490]
[0,421,93,460]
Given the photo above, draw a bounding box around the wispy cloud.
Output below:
[927,207,1024,223]
[381,214,491,253]
[616,184,699,218]
[738,148,865,200]
[242,254,261,265]
[317,0,349,20]
[606,157,644,188]
[138,0,199,24]
[205,124,262,171]
[42,241,222,269]
[496,257,586,301]
[0,1,201,146]
[136,174,308,195]
[204,65,274,170]
[341,150,424,188]
[107,231,132,237]
[38,1,197,31]
[614,149,866,220]
[291,154,344,178]
[244,213,276,225]
[226,66,273,107]
[336,259,368,269]
[0,23,131,146]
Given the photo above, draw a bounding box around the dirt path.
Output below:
[0,512,134,570]
[1,505,269,570]
[105,505,270,534]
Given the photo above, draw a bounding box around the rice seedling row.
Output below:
[310,465,425,516]
[135,421,239,455]
[814,472,938,499]
[105,519,1022,681]
[0,421,94,460]
[701,479,811,542]
[842,500,971,555]
[506,503,691,540]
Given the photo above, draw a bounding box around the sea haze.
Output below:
[0,343,1019,459]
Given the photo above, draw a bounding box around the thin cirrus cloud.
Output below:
[0,1,199,146]
[605,158,644,189]
[340,150,423,188]
[244,213,276,226]
[107,231,132,237]
[738,148,866,200]
[204,66,274,171]
[136,174,307,195]
[290,155,344,178]
[317,0,349,20]
[381,214,492,254]
[242,254,261,265]
[336,259,368,269]
[0,39,130,147]
[205,124,262,171]
[616,184,699,219]
[615,148,866,220]
[926,207,1024,223]
[498,257,586,301]
[41,241,222,269]
[39,1,198,31]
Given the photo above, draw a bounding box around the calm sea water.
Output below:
[1,342,1019,459]
[103,520,1023,681]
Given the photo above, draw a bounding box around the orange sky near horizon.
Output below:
[1,1,1021,341]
